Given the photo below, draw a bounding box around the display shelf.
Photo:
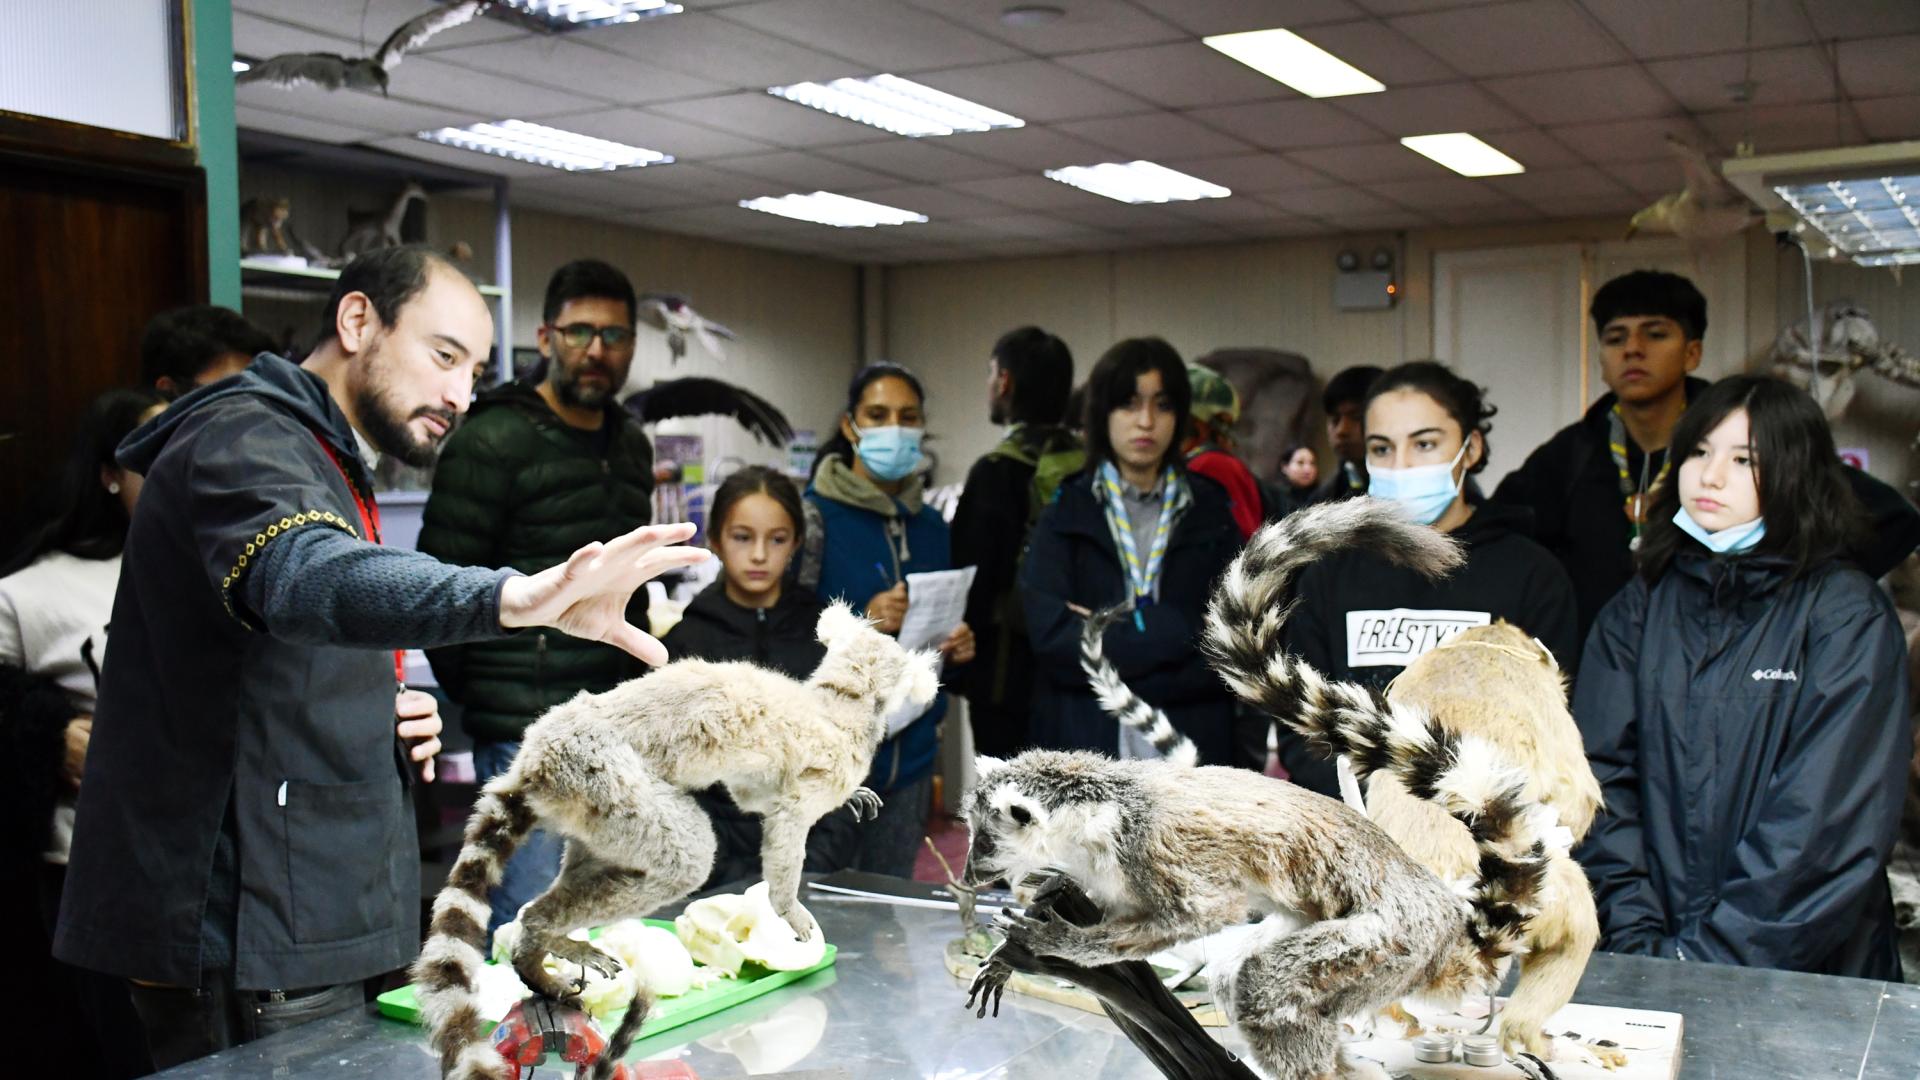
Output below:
[240,257,506,297]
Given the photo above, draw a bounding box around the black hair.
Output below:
[542,258,637,326]
[1590,269,1707,341]
[139,305,274,396]
[1,387,165,577]
[1636,375,1863,583]
[1064,382,1088,434]
[1322,364,1385,414]
[322,245,469,344]
[709,466,805,547]
[1083,338,1191,472]
[1365,361,1497,476]
[991,325,1074,426]
[810,362,928,479]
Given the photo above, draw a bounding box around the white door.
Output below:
[1431,244,1585,486]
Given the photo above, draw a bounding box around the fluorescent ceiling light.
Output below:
[1775,176,1920,267]
[232,59,251,73]
[1043,161,1231,204]
[1203,28,1384,98]
[768,74,1024,138]
[417,120,672,171]
[739,192,928,228]
[1400,133,1524,177]
[487,0,682,30]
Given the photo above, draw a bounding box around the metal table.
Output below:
[157,883,1920,1079]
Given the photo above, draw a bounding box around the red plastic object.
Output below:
[490,998,613,1077]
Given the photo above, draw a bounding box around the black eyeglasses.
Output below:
[549,323,636,352]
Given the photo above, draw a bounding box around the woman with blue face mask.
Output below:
[796,362,974,878]
[1576,375,1909,980]
[1274,361,1580,799]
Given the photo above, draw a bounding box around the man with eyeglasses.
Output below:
[418,258,656,939]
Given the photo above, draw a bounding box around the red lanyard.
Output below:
[315,434,406,687]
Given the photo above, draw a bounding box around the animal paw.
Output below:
[966,957,1012,1018]
[992,906,1082,960]
[846,787,884,822]
[774,899,820,943]
[1500,1016,1552,1059]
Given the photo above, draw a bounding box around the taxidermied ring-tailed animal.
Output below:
[414,602,940,1080]
[965,499,1561,1080]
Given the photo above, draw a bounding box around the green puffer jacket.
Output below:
[418,382,654,742]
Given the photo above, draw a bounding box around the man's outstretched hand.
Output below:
[498,522,710,666]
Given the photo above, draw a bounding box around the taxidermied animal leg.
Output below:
[1500,857,1605,1061]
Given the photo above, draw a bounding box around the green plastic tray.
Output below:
[377,919,836,1043]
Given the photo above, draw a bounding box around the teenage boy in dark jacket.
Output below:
[1495,270,1920,646]
[1309,364,1382,504]
[418,259,655,936]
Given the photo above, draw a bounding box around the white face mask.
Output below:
[1366,440,1469,526]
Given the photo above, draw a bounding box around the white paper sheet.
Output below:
[896,566,977,653]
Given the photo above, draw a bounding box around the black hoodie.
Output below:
[1276,498,1579,798]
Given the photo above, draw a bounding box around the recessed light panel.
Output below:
[1400,133,1524,177]
[1044,161,1231,204]
[1203,28,1385,99]
[739,192,929,228]
[417,120,672,171]
[769,74,1024,138]
[1775,176,1920,267]
[487,0,682,31]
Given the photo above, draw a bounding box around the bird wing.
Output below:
[636,296,677,333]
[695,314,737,341]
[1665,133,1740,203]
[376,0,488,71]
[625,378,795,445]
[236,54,352,90]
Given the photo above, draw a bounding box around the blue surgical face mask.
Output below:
[1367,440,1469,526]
[853,424,923,482]
[1672,507,1766,554]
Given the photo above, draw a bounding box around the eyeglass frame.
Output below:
[545,322,638,353]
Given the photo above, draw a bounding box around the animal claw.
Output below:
[847,787,884,822]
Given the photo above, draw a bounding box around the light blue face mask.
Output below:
[1367,441,1469,526]
[853,424,924,482]
[1673,507,1766,554]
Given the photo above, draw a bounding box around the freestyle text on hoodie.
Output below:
[1277,498,1580,798]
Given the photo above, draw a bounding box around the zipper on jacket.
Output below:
[754,606,768,666]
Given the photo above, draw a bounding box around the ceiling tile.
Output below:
[1801,0,1920,39]
[1057,113,1254,159]
[1051,200,1232,231]
[1696,103,1866,154]
[1163,196,1302,225]
[913,60,1149,124]
[1330,82,1525,136]
[1525,192,1647,220]
[1365,175,1510,209]
[360,134,549,178]
[236,83,481,136]
[231,10,352,58]
[854,184,1021,218]
[1164,153,1336,191]
[1854,95,1920,142]
[1485,165,1631,202]
[232,0,526,52]
[1324,209,1434,230]
[1292,20,1461,86]
[630,205,818,236]
[705,151,899,191]
[1128,0,1365,36]
[946,174,1109,210]
[434,38,725,107]
[533,108,773,159]
[1575,0,1813,59]
[585,12,856,88]
[1286,142,1451,183]
[607,162,792,205]
[1546,117,1715,163]
[719,0,1022,72]
[234,107,377,146]
[1426,203,1548,226]
[1603,158,1685,197]
[1186,100,1384,150]
[1473,127,1583,169]
[963,213,1118,240]
[1101,224,1241,247]
[650,93,890,148]
[1057,43,1292,109]
[1256,185,1401,216]
[906,0,1184,53]
[1388,0,1625,78]
[816,140,1018,182]
[938,126,1121,170]
[511,170,703,212]
[383,55,587,118]
[1483,66,1679,126]
[1351,0,1509,13]
[1834,36,1920,100]
[1644,47,1838,112]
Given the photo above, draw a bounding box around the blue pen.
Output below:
[875,561,891,585]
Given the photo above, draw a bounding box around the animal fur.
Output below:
[1366,623,1604,1059]
[413,602,939,1080]
[968,499,1556,1080]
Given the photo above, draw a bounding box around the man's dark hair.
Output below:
[1366,360,1498,476]
[543,258,637,326]
[322,245,466,343]
[1322,364,1384,414]
[139,305,274,392]
[1636,375,1863,584]
[1590,269,1707,341]
[991,325,1074,426]
[1083,337,1191,472]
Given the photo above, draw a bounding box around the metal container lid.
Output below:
[1461,1033,1503,1067]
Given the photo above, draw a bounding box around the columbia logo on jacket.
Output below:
[1750,668,1798,682]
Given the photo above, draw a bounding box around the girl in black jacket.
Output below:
[1577,375,1910,979]
[1278,362,1579,797]
[1019,338,1242,764]
[658,466,854,886]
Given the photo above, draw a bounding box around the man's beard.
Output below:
[550,356,621,410]
[354,375,453,468]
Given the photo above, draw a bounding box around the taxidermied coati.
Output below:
[415,602,940,1080]
[967,499,1557,1080]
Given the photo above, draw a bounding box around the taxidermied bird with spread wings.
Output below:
[625,378,794,446]
[1627,134,1761,244]
[236,1,489,95]
[639,293,737,363]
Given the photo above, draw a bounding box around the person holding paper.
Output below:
[1019,339,1242,765]
[797,362,974,877]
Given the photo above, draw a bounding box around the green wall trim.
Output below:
[194,0,240,307]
